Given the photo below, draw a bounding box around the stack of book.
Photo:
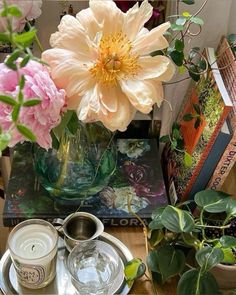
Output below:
[207,36,236,191]
[162,46,234,203]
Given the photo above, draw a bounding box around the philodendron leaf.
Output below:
[195,247,224,272]
[124,258,146,282]
[221,248,236,264]
[219,236,236,248]
[226,198,236,216]
[149,229,164,247]
[177,269,221,295]
[194,190,230,209]
[161,205,195,233]
[146,250,160,273]
[155,245,185,282]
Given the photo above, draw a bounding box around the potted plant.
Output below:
[125,190,236,295]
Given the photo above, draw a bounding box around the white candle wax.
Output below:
[10,224,55,260]
[8,219,58,289]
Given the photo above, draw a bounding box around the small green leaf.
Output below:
[198,59,207,70]
[176,17,186,26]
[159,135,170,143]
[193,103,201,114]
[1,5,22,17]
[182,11,191,18]
[18,91,23,104]
[171,23,184,31]
[194,117,201,129]
[184,152,192,167]
[161,205,195,233]
[183,113,194,121]
[23,99,41,107]
[19,75,25,90]
[11,104,21,122]
[181,0,195,4]
[191,16,204,25]
[16,124,36,141]
[0,32,9,43]
[195,247,224,272]
[178,65,186,74]
[175,39,185,52]
[14,29,37,47]
[20,55,31,68]
[149,229,164,246]
[173,128,180,139]
[146,250,160,273]
[124,258,146,281]
[0,95,16,106]
[5,50,21,70]
[170,50,184,66]
[189,65,200,82]
[219,236,236,248]
[221,247,236,264]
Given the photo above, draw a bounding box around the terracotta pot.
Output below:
[211,263,236,290]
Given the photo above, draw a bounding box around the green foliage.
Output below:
[124,258,146,287]
[129,190,236,294]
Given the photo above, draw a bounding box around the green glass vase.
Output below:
[34,122,117,204]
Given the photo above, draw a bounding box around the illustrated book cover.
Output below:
[2,139,168,227]
[162,47,233,202]
[207,36,236,190]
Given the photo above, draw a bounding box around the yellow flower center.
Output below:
[90,32,140,85]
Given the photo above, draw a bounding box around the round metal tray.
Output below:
[0,232,133,295]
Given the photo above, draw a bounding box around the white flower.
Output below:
[42,0,175,132]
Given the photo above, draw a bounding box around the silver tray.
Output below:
[0,232,133,295]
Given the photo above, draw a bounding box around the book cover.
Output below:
[2,139,168,227]
[162,47,233,201]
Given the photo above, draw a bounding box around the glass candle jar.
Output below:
[7,219,58,289]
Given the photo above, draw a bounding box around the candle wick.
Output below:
[31,245,35,251]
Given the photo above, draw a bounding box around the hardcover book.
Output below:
[2,139,168,227]
[162,47,233,202]
[207,37,236,190]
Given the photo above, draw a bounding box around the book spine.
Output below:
[182,107,231,200]
[188,120,232,198]
[207,132,236,190]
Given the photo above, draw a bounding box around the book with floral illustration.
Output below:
[2,139,168,227]
[162,47,233,202]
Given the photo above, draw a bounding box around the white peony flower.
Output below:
[42,0,175,132]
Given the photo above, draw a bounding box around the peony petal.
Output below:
[133,22,170,55]
[146,80,164,107]
[100,88,136,132]
[153,60,176,82]
[76,8,102,41]
[123,0,153,41]
[89,0,124,35]
[66,94,82,110]
[100,85,118,112]
[120,80,158,114]
[137,55,175,80]
[50,15,97,62]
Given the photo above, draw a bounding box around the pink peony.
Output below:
[0,0,42,33]
[0,60,65,149]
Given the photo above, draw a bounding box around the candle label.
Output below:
[15,260,45,286]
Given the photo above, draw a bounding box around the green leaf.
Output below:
[183,113,194,121]
[226,198,236,216]
[184,152,192,167]
[221,247,236,264]
[67,112,79,135]
[178,65,186,74]
[151,206,166,220]
[0,95,16,106]
[193,103,201,114]
[14,29,37,47]
[173,128,180,139]
[176,17,186,26]
[5,50,21,70]
[219,236,236,248]
[11,104,21,122]
[1,5,22,17]
[147,250,160,273]
[23,99,41,107]
[171,23,184,31]
[159,135,170,143]
[182,11,191,18]
[189,47,200,60]
[191,17,204,26]
[0,32,9,43]
[189,65,200,82]
[196,247,224,272]
[181,0,195,4]
[182,232,199,247]
[170,50,184,66]
[198,59,207,70]
[194,117,201,129]
[161,205,195,233]
[124,258,146,281]
[20,55,31,68]
[149,229,164,246]
[195,190,230,209]
[177,269,221,295]
[155,246,185,282]
[16,124,36,142]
